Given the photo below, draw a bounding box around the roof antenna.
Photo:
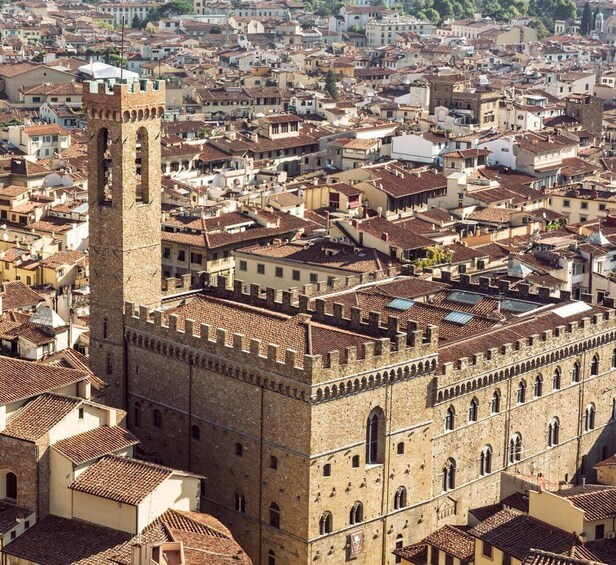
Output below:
[120,16,125,83]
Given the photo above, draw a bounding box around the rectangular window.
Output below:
[581,202,588,209]
[292,269,300,281]
[178,250,186,262]
[190,252,202,264]
[239,260,247,271]
[595,524,605,539]
[327,276,335,287]
[483,542,493,558]
[502,554,511,565]
[445,555,454,565]
[163,247,170,259]
[600,204,607,211]
[257,263,265,274]
[275,267,283,278]
[563,200,570,208]
[310,273,318,283]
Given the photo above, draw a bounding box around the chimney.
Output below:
[381,232,389,242]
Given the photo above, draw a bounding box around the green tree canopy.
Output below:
[324,70,339,101]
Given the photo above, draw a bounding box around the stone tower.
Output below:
[84,79,166,408]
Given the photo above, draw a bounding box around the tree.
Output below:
[580,2,592,34]
[324,70,339,101]
[131,14,142,29]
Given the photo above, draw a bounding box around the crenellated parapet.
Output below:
[436,308,616,404]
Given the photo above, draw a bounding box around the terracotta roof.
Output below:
[393,542,428,564]
[468,509,577,560]
[346,216,434,251]
[2,515,132,564]
[565,488,616,521]
[0,504,34,536]
[53,426,139,464]
[22,124,70,136]
[69,455,179,505]
[0,280,44,310]
[423,525,474,561]
[40,249,87,268]
[2,393,82,442]
[523,549,601,565]
[0,357,88,404]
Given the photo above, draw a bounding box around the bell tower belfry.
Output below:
[84,79,165,408]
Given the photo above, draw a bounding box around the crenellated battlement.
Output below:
[123,287,439,402]
[83,79,166,120]
[440,271,570,303]
[436,306,616,403]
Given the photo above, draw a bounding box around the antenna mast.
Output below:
[120,16,125,82]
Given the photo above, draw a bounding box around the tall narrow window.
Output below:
[103,317,108,339]
[552,368,561,390]
[268,550,276,565]
[349,501,363,525]
[366,407,384,464]
[480,445,492,476]
[509,433,522,463]
[585,404,596,431]
[572,362,580,383]
[517,381,526,404]
[270,455,278,470]
[534,375,543,398]
[612,348,616,369]
[442,458,456,491]
[397,442,405,455]
[106,353,112,375]
[395,535,404,564]
[5,472,17,500]
[236,443,243,457]
[394,486,407,509]
[191,424,200,440]
[153,409,162,428]
[445,405,455,431]
[96,127,112,204]
[491,390,501,414]
[323,464,331,477]
[548,418,560,447]
[269,503,280,528]
[468,398,478,422]
[135,127,150,202]
[134,404,141,427]
[235,493,245,512]
[319,511,332,535]
[591,355,600,376]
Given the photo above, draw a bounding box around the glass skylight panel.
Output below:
[447,291,482,305]
[387,298,416,311]
[444,311,474,325]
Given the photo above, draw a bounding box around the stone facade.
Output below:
[84,79,166,408]
[86,83,616,565]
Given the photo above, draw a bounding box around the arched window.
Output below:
[552,368,561,390]
[268,550,276,565]
[468,398,478,422]
[548,418,560,447]
[480,445,492,476]
[517,381,526,404]
[235,443,243,457]
[585,404,596,432]
[191,424,200,440]
[394,486,407,509]
[591,355,600,376]
[612,348,616,368]
[270,455,278,470]
[352,455,360,468]
[491,390,501,414]
[319,511,332,535]
[445,406,455,431]
[509,433,522,463]
[235,492,245,512]
[366,407,385,464]
[534,375,543,398]
[572,362,581,383]
[269,502,280,528]
[395,535,404,564]
[442,458,456,492]
[135,127,151,203]
[323,463,331,477]
[349,501,363,525]
[96,127,112,204]
[397,442,405,455]
[153,409,162,428]
[5,472,17,500]
[613,398,616,420]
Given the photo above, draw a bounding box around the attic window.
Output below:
[447,291,482,305]
[444,311,474,325]
[387,298,415,311]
